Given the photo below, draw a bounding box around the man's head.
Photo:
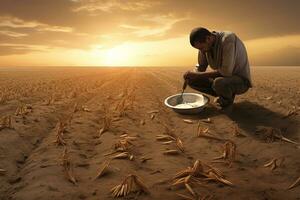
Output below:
[189,27,215,52]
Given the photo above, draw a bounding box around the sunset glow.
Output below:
[0,0,299,67]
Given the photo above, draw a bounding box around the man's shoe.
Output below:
[214,97,233,108]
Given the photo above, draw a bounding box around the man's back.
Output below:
[199,31,252,86]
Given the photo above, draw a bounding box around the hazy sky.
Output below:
[0,0,299,67]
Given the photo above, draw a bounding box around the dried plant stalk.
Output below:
[156,134,176,141]
[15,104,32,116]
[115,91,135,117]
[73,103,79,113]
[112,152,130,159]
[163,149,180,155]
[256,126,299,144]
[263,158,285,171]
[110,174,149,197]
[282,110,297,119]
[95,160,110,179]
[150,113,155,120]
[176,138,184,152]
[202,118,212,123]
[114,137,134,152]
[99,108,112,136]
[183,119,194,124]
[81,106,91,112]
[233,123,246,137]
[213,141,237,166]
[172,159,233,194]
[157,124,185,153]
[140,156,152,163]
[287,176,300,190]
[197,126,224,141]
[0,94,8,104]
[61,147,77,185]
[147,110,159,114]
[54,121,67,146]
[0,115,12,130]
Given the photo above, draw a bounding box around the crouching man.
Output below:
[184,27,252,108]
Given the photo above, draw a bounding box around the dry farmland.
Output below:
[0,66,299,200]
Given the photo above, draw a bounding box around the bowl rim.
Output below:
[164,92,210,109]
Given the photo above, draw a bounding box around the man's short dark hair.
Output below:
[189,27,211,47]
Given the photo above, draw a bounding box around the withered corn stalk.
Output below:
[0,115,12,131]
[54,121,67,146]
[256,126,299,144]
[197,125,224,141]
[61,147,77,185]
[147,110,159,114]
[99,107,113,136]
[15,104,33,116]
[0,94,8,104]
[114,138,134,152]
[81,106,91,112]
[156,134,185,153]
[233,123,246,137]
[163,149,180,155]
[115,92,135,117]
[95,160,111,179]
[111,174,149,198]
[109,134,137,160]
[183,119,194,124]
[287,176,300,190]
[201,118,212,123]
[263,157,284,171]
[213,141,237,166]
[73,103,79,113]
[282,109,298,119]
[44,95,55,105]
[172,160,233,197]
[157,124,185,153]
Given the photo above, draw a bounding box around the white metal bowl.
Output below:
[164,93,209,114]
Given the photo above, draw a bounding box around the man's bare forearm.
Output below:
[199,70,221,78]
[184,70,221,81]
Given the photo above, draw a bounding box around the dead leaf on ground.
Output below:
[213,140,237,166]
[95,160,111,179]
[183,119,194,124]
[256,126,299,144]
[110,174,149,197]
[263,157,285,171]
[172,160,233,198]
[287,176,300,190]
[163,149,180,155]
[61,147,77,185]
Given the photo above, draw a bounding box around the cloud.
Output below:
[0,16,73,33]
[0,30,28,37]
[73,0,161,13]
[0,0,299,66]
[0,43,48,56]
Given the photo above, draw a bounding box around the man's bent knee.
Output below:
[212,77,227,94]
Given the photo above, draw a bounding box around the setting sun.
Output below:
[103,44,135,66]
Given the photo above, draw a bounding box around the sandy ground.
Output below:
[0,66,299,200]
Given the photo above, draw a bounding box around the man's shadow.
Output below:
[179,100,299,139]
[227,101,299,138]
